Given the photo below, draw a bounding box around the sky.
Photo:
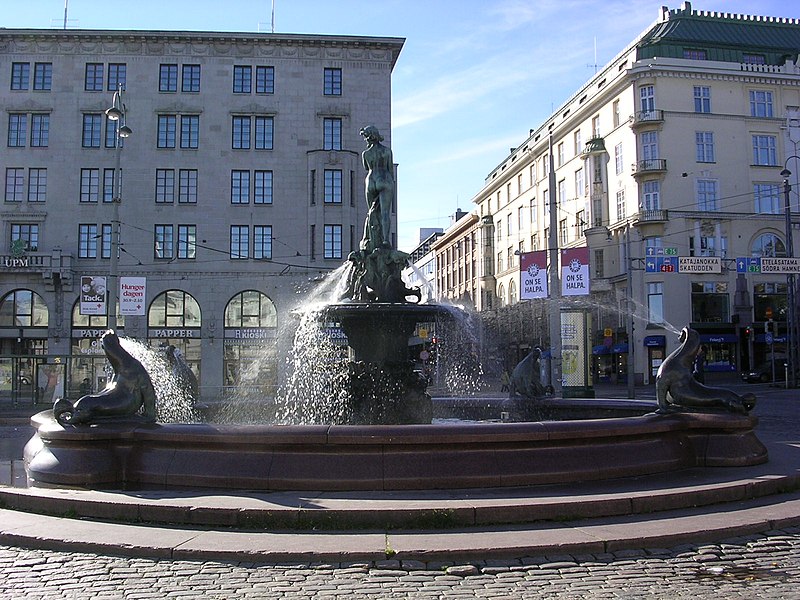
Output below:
[5,0,800,251]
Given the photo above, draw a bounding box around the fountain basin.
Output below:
[25,409,767,491]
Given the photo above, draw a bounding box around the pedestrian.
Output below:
[500,370,510,392]
[693,345,707,384]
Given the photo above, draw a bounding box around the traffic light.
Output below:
[744,326,754,339]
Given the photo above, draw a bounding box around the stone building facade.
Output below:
[442,3,800,384]
[0,28,403,404]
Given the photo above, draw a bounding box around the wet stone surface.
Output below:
[1,527,799,599]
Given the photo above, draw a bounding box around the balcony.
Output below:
[633,209,669,237]
[630,109,664,128]
[633,159,667,177]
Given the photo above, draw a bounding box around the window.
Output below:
[254,225,272,259]
[179,170,198,204]
[642,180,660,211]
[11,224,39,252]
[506,182,512,203]
[233,65,252,93]
[743,54,766,65]
[324,169,342,204]
[155,169,175,203]
[594,249,604,278]
[497,251,504,273]
[640,131,659,161]
[159,64,178,92]
[230,226,249,259]
[11,63,30,90]
[256,66,274,94]
[102,169,115,203]
[180,115,199,149]
[557,142,564,166]
[614,143,623,175]
[518,206,524,230]
[648,282,664,324]
[693,86,711,113]
[573,130,582,156]
[324,224,342,258]
[695,131,715,162]
[616,189,626,221]
[181,64,200,92]
[691,282,729,322]
[576,210,586,236]
[254,116,274,149]
[591,115,600,138]
[84,63,103,91]
[231,170,250,204]
[754,282,788,322]
[559,218,568,244]
[30,114,49,147]
[254,170,273,204]
[177,225,197,259]
[79,224,99,258]
[752,135,776,165]
[683,49,707,60]
[107,63,126,91]
[80,169,100,203]
[105,119,120,148]
[754,183,780,214]
[232,116,251,149]
[558,179,566,205]
[8,114,26,147]
[323,118,342,150]
[639,85,655,115]
[529,200,537,225]
[82,114,102,147]
[154,225,174,259]
[5,168,24,201]
[517,173,523,196]
[751,233,786,257]
[33,63,52,91]
[612,100,620,128]
[749,90,773,118]
[157,115,177,148]
[690,235,727,258]
[696,179,718,211]
[575,168,584,198]
[507,214,512,236]
[324,68,342,95]
[27,168,46,202]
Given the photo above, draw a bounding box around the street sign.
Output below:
[678,256,721,273]
[736,257,761,273]
[664,247,678,255]
[659,256,676,272]
[760,257,800,274]
[765,333,774,345]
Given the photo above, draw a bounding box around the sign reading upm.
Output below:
[760,257,800,273]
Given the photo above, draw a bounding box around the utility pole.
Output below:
[547,132,562,396]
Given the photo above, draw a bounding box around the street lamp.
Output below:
[780,156,800,387]
[105,84,132,331]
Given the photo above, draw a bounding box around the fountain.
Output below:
[23,127,767,492]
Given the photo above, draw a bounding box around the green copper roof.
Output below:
[637,6,800,64]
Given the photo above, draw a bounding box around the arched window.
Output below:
[71,300,125,329]
[497,283,506,307]
[509,280,518,305]
[751,233,786,258]
[0,289,48,327]
[148,290,201,328]
[224,290,277,328]
[223,291,278,395]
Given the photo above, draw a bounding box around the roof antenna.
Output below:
[586,37,599,73]
[63,0,68,29]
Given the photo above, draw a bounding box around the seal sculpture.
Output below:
[509,347,546,399]
[656,326,755,414]
[53,330,157,425]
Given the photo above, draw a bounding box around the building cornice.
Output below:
[0,28,405,68]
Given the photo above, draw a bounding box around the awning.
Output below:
[643,335,666,347]
[699,333,737,343]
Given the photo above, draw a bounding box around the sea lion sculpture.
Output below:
[656,326,756,414]
[509,347,546,399]
[53,330,157,425]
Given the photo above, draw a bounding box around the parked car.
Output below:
[741,361,787,383]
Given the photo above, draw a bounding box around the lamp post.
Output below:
[781,156,800,387]
[104,84,132,331]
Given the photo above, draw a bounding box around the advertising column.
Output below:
[560,247,594,398]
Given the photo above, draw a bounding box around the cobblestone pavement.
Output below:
[1,527,799,599]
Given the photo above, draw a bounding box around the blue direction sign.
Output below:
[646,256,678,273]
[736,257,761,273]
